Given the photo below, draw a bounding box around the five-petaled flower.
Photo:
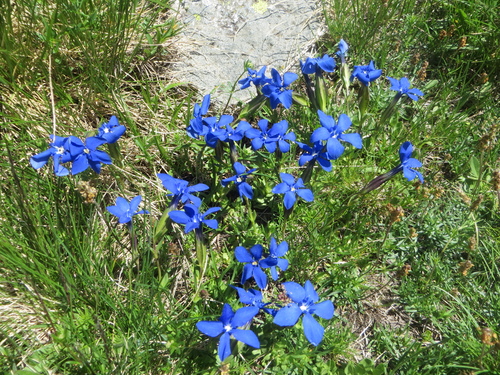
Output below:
[265,237,289,281]
[235,244,276,289]
[169,204,220,234]
[246,119,295,153]
[261,69,298,109]
[196,304,260,361]
[360,141,424,193]
[311,111,362,160]
[387,77,424,101]
[65,135,112,175]
[272,173,314,210]
[97,115,126,144]
[106,195,149,224]
[157,173,209,208]
[397,141,424,183]
[296,141,332,172]
[30,135,70,176]
[232,286,276,316]
[238,66,270,89]
[350,60,382,86]
[300,54,336,75]
[274,280,334,346]
[187,94,211,139]
[221,162,256,200]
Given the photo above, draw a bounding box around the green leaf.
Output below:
[469,155,480,179]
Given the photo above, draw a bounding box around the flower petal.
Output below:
[231,329,260,348]
[196,321,223,337]
[326,138,345,160]
[304,280,319,302]
[340,133,363,149]
[283,281,306,303]
[274,304,303,326]
[218,332,232,361]
[313,300,335,320]
[302,312,324,346]
[231,306,259,327]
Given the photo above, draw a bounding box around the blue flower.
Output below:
[337,39,349,58]
[272,173,314,210]
[360,141,423,193]
[157,173,209,207]
[203,115,234,148]
[232,286,276,316]
[196,304,260,361]
[350,60,382,86]
[296,141,332,172]
[168,204,220,234]
[210,120,250,144]
[264,238,289,280]
[238,66,271,89]
[300,54,336,75]
[261,69,298,109]
[187,94,211,139]
[106,196,149,224]
[397,141,424,183]
[97,115,126,143]
[387,77,424,101]
[30,135,71,176]
[246,119,295,153]
[64,136,112,175]
[221,162,256,200]
[311,110,362,160]
[235,244,276,289]
[274,280,334,346]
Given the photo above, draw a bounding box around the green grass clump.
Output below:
[1,0,500,374]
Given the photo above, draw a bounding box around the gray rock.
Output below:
[171,0,324,105]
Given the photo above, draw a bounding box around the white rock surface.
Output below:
[171,0,323,104]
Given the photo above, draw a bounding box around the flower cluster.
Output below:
[30,116,125,176]
[29,37,427,366]
[197,237,334,361]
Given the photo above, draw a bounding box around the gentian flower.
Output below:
[311,111,362,160]
[387,77,424,101]
[168,204,220,234]
[274,280,334,346]
[210,120,250,144]
[360,141,424,193]
[296,141,332,172]
[245,119,295,153]
[204,115,234,148]
[196,304,260,361]
[261,68,298,109]
[238,66,270,89]
[231,286,276,316]
[187,94,211,139]
[263,237,289,281]
[97,115,126,143]
[398,141,424,182]
[64,135,112,175]
[106,195,149,224]
[235,244,276,289]
[157,173,209,207]
[221,162,256,200]
[30,135,70,176]
[300,54,336,75]
[350,60,382,86]
[336,39,349,63]
[272,173,314,210]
